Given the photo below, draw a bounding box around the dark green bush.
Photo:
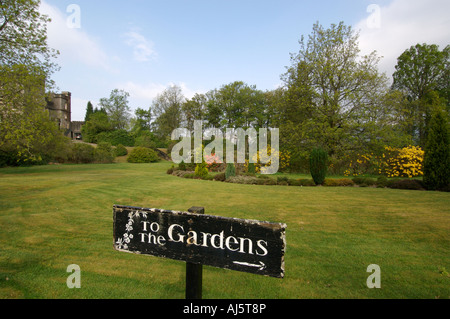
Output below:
[225,163,236,180]
[423,110,450,191]
[377,176,389,188]
[323,179,354,187]
[277,176,289,183]
[94,142,115,163]
[353,177,376,186]
[70,143,95,164]
[388,179,424,190]
[213,173,226,182]
[310,148,328,185]
[127,147,159,163]
[115,144,128,157]
[298,179,316,186]
[97,129,135,147]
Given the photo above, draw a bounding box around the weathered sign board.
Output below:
[113,205,287,278]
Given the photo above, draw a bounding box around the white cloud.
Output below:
[123,29,157,62]
[40,1,115,72]
[355,0,450,78]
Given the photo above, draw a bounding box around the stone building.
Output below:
[46,91,85,139]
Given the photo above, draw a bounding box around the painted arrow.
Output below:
[233,261,266,271]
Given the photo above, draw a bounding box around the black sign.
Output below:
[113,205,287,278]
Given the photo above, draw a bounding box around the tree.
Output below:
[99,89,131,130]
[0,0,59,87]
[0,1,67,165]
[280,21,390,164]
[84,101,94,122]
[392,44,450,145]
[152,85,185,139]
[423,109,450,190]
[310,148,328,185]
[81,111,112,143]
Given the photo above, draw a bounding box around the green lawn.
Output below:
[0,162,449,299]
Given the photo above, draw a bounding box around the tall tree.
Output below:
[392,44,450,145]
[0,0,67,165]
[84,101,94,122]
[281,21,389,159]
[423,109,450,190]
[0,0,59,87]
[152,85,185,139]
[99,89,131,130]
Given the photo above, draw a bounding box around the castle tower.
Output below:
[46,91,72,136]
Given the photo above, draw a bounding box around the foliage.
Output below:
[382,146,424,178]
[127,147,159,163]
[392,44,450,145]
[278,22,390,161]
[343,146,424,178]
[94,142,115,164]
[225,163,236,180]
[423,110,450,190]
[99,89,132,130]
[248,146,291,173]
[69,143,95,164]
[97,129,135,147]
[204,153,223,172]
[0,64,70,166]
[81,112,112,143]
[213,172,226,182]
[152,85,184,139]
[0,0,59,87]
[195,160,209,179]
[310,148,328,185]
[114,144,128,157]
[323,179,355,187]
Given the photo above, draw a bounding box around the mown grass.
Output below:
[0,162,449,299]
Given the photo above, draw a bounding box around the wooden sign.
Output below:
[113,205,287,278]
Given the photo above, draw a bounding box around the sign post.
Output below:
[113,205,287,298]
[185,207,204,300]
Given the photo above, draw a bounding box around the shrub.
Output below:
[195,161,209,178]
[97,129,135,146]
[323,179,354,187]
[382,146,424,178]
[310,148,328,185]
[178,161,186,171]
[423,110,450,191]
[127,147,159,163]
[70,143,95,164]
[167,167,174,175]
[213,172,226,182]
[247,162,256,174]
[115,144,128,157]
[226,176,259,185]
[263,178,277,185]
[352,177,376,186]
[388,179,424,190]
[277,176,289,183]
[298,179,316,186]
[94,142,115,163]
[225,163,236,180]
[377,176,388,188]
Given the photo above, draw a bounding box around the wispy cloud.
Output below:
[355,0,450,78]
[123,29,157,62]
[40,1,116,72]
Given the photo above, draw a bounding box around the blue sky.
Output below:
[40,0,450,121]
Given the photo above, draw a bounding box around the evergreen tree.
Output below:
[85,101,94,122]
[423,110,450,190]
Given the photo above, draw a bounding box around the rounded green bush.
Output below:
[127,147,159,163]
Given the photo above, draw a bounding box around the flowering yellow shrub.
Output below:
[382,146,424,178]
[343,146,424,178]
[246,146,291,173]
